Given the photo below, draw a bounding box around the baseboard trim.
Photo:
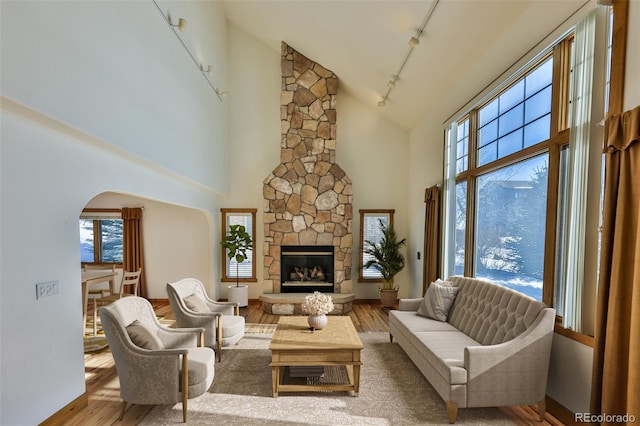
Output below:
[39,392,88,426]
[546,395,577,425]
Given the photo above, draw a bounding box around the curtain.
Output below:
[122,207,146,298]
[591,105,640,422]
[563,10,596,331]
[423,185,441,295]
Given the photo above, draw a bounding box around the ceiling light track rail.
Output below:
[378,0,440,107]
[150,0,227,101]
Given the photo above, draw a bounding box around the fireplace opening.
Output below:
[280,246,334,293]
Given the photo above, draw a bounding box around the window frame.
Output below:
[220,208,257,283]
[358,209,395,283]
[80,208,124,266]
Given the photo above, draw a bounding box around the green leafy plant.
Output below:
[363,220,406,291]
[220,224,252,287]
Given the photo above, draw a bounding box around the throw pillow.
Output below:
[126,320,164,350]
[184,293,210,313]
[417,280,460,322]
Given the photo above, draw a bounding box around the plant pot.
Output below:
[227,285,248,308]
[379,289,398,308]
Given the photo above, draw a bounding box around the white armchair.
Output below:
[166,278,245,361]
[100,296,215,423]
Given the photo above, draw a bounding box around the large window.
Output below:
[221,209,257,282]
[444,38,573,306]
[444,8,608,335]
[80,210,123,264]
[359,209,394,282]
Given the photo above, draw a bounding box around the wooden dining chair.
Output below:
[93,268,142,335]
[83,263,116,299]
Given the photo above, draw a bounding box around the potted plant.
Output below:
[363,220,406,308]
[220,224,252,307]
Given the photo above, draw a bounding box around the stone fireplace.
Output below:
[263,42,353,296]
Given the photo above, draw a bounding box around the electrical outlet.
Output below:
[36,280,59,300]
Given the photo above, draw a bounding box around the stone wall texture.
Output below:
[263,42,353,294]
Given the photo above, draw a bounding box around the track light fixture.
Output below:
[376,0,440,107]
[201,65,214,75]
[169,17,187,32]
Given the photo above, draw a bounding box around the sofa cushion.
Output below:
[184,293,210,313]
[390,310,460,333]
[219,315,245,347]
[126,320,164,350]
[417,280,459,321]
[412,331,481,385]
[179,347,215,391]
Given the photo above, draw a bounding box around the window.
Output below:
[80,210,123,264]
[474,155,548,301]
[359,209,394,282]
[221,209,257,282]
[443,40,570,305]
[477,59,553,166]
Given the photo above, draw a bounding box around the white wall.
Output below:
[226,24,280,300]
[338,92,411,299]
[226,23,411,300]
[406,121,445,298]
[0,1,229,424]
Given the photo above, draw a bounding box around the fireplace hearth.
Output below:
[280,246,334,293]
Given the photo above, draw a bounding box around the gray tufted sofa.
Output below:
[389,276,555,423]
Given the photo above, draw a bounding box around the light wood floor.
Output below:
[64,300,563,425]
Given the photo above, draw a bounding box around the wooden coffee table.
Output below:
[269,316,363,397]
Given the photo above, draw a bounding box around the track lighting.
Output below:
[152,1,227,101]
[375,0,440,107]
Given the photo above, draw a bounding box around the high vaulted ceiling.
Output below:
[222,0,589,130]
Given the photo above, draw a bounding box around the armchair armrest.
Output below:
[205,299,236,316]
[463,308,555,406]
[156,325,206,349]
[398,298,423,311]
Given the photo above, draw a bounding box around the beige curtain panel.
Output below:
[591,105,640,423]
[122,207,146,298]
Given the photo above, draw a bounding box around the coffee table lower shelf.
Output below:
[270,363,361,398]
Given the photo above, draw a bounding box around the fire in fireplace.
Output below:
[280,246,334,293]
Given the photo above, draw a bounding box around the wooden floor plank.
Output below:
[62,299,563,425]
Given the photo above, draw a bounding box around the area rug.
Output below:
[140,332,516,425]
